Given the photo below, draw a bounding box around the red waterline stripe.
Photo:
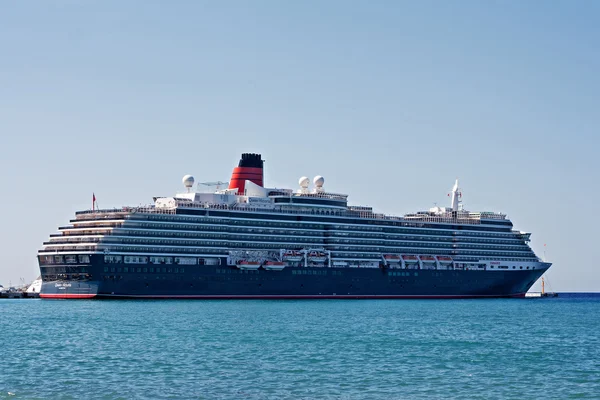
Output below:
[97,293,527,299]
[40,293,97,299]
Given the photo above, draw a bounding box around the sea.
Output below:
[1,295,599,399]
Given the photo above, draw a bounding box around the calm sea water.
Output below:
[1,296,599,399]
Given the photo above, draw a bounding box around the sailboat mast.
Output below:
[542,277,545,295]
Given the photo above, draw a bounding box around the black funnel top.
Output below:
[238,153,264,169]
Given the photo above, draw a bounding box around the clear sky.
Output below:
[1,1,598,291]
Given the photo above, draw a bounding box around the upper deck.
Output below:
[73,198,509,229]
[74,154,509,229]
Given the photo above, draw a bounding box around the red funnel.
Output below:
[228,153,264,195]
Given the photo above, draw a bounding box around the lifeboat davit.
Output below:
[236,261,261,270]
[264,261,285,271]
[402,255,419,263]
[383,254,401,263]
[282,250,304,262]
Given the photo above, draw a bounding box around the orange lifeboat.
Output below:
[401,255,419,263]
[264,261,286,271]
[308,251,327,263]
[436,256,453,265]
[236,260,261,270]
[282,251,304,262]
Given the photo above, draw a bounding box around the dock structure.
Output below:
[0,291,40,299]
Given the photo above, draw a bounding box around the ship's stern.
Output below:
[40,280,99,299]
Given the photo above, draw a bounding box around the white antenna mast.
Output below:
[450,179,462,212]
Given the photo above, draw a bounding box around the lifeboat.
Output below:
[436,256,453,265]
[401,255,419,263]
[264,261,285,271]
[383,254,401,263]
[308,251,327,263]
[419,255,436,269]
[236,260,261,270]
[282,250,304,262]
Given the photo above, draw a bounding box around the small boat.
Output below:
[308,251,327,263]
[402,255,419,263]
[236,261,261,270]
[264,261,286,271]
[282,250,304,262]
[383,254,401,263]
[540,276,558,297]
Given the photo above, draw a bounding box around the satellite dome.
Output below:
[182,175,195,188]
[299,176,310,188]
[313,175,324,187]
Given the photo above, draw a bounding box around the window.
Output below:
[42,255,54,264]
[174,257,197,265]
[105,255,122,264]
[125,256,147,264]
[78,255,90,263]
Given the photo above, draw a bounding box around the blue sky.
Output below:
[1,1,598,291]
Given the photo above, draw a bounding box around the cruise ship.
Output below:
[37,153,551,299]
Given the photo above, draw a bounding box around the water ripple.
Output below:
[1,298,599,399]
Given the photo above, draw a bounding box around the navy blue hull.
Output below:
[39,256,546,299]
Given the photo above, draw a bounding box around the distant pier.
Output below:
[0,292,40,299]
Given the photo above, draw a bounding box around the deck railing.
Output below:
[75,202,506,225]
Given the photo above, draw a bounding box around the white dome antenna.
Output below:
[182,175,195,193]
[299,176,309,194]
[313,175,324,193]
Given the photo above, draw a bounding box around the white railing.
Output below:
[291,192,348,201]
[75,202,507,225]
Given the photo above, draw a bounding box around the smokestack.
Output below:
[228,153,264,194]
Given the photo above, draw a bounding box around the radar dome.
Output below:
[182,175,195,188]
[299,176,310,188]
[313,175,324,187]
